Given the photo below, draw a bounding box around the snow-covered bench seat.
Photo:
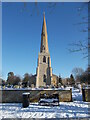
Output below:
[39,93,59,106]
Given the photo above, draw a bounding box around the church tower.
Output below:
[36,13,52,87]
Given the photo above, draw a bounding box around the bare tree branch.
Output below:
[69,2,89,58]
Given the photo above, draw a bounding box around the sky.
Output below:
[2,2,88,80]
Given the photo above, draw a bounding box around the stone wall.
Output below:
[0,89,72,103]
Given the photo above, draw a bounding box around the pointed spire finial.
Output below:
[43,12,45,16]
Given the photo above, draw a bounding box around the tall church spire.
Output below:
[36,13,52,87]
[40,13,49,53]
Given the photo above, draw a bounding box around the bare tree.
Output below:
[6,72,21,86]
[69,2,89,58]
[72,67,84,80]
[20,2,57,16]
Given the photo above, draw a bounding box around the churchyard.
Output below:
[0,86,90,119]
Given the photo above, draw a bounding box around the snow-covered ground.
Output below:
[0,88,90,119]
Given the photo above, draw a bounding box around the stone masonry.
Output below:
[36,13,52,87]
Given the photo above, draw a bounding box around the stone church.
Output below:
[29,14,59,88]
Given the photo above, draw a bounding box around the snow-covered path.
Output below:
[0,89,90,119]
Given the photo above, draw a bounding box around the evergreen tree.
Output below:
[7,72,15,85]
[58,74,62,85]
[70,74,75,85]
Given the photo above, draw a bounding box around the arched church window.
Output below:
[43,74,46,82]
[43,56,46,63]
